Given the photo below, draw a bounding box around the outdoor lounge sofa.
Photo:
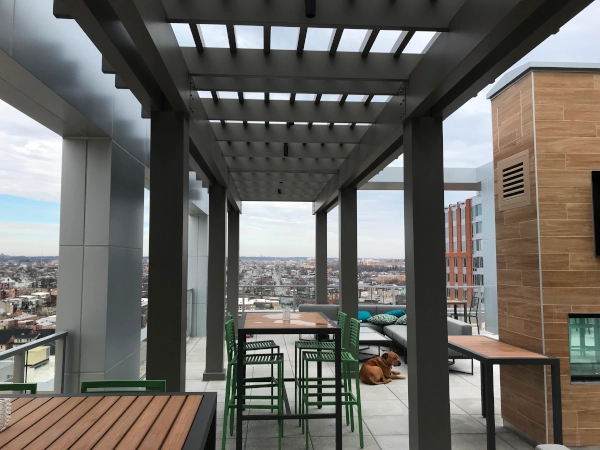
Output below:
[298,304,473,365]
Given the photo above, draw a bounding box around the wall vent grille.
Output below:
[498,150,530,211]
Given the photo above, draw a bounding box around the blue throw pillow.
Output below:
[358,311,372,323]
[386,310,406,318]
[367,314,398,326]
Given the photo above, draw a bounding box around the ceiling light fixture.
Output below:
[305,0,316,18]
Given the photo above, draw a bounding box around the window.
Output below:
[454,289,459,299]
[463,290,468,300]
[446,258,449,267]
[463,274,467,283]
[569,314,600,382]
[463,258,466,268]
[447,273,450,282]
[455,274,458,283]
[454,258,457,267]
[472,239,483,252]
[446,288,450,298]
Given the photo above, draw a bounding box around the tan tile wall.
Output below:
[534,71,600,447]
[492,73,547,443]
[493,71,600,446]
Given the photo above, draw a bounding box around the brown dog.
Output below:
[359,352,405,385]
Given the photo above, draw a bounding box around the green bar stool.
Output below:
[294,312,349,424]
[301,318,364,449]
[80,380,166,394]
[223,318,285,450]
[0,383,37,394]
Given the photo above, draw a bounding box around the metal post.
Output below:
[147,111,189,392]
[54,336,67,393]
[484,363,495,450]
[315,211,328,304]
[12,353,25,384]
[404,117,451,450]
[551,361,563,444]
[227,209,240,331]
[203,186,227,381]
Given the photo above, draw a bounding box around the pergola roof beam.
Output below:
[240,193,316,202]
[392,31,415,57]
[297,27,307,54]
[202,99,385,123]
[213,123,367,144]
[227,157,342,174]
[220,142,354,159]
[182,48,421,81]
[190,24,204,52]
[264,26,271,53]
[192,77,404,96]
[163,0,459,31]
[360,30,380,57]
[234,180,329,190]
[231,172,332,183]
[328,29,344,55]
[226,24,237,52]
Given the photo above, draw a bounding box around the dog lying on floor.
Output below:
[359,351,405,385]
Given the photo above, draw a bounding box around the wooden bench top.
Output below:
[3,394,204,449]
[448,336,551,360]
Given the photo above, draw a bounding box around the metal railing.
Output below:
[0,331,68,393]
[237,284,407,312]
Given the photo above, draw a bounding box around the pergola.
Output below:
[52,0,592,448]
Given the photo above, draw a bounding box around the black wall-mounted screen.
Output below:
[592,171,600,257]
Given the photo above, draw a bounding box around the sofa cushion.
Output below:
[375,305,406,316]
[447,317,473,336]
[358,311,372,322]
[395,315,407,325]
[367,313,398,326]
[298,304,339,321]
[358,305,378,316]
[386,309,406,318]
[384,325,407,348]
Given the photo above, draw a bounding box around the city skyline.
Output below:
[0,1,599,257]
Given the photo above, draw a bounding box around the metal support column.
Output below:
[339,187,358,351]
[147,112,189,392]
[404,117,451,450]
[203,186,227,381]
[227,208,240,330]
[315,211,328,304]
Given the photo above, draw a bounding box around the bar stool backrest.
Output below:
[337,311,347,346]
[225,319,237,363]
[348,318,361,355]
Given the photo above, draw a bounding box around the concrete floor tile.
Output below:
[451,434,515,450]
[311,435,381,450]
[359,400,409,416]
[474,415,511,434]
[304,418,369,437]
[216,438,244,450]
[363,415,409,435]
[451,415,487,434]
[374,435,410,449]
[498,432,536,450]
[451,398,501,416]
[246,437,306,450]
[449,386,483,400]
[185,380,208,392]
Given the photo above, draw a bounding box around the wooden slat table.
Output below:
[1,393,217,449]
[447,336,562,450]
[447,299,468,322]
[237,312,342,450]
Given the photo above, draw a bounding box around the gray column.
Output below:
[315,211,328,304]
[195,214,209,337]
[57,138,144,393]
[404,117,451,450]
[147,112,189,392]
[203,186,227,381]
[339,187,358,351]
[227,209,240,330]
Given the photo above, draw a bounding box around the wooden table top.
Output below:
[241,312,335,329]
[2,394,203,449]
[448,336,550,360]
[446,300,468,305]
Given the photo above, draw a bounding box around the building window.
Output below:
[446,288,450,297]
[446,258,449,267]
[447,273,450,282]
[455,274,458,283]
[464,290,468,300]
[472,239,483,252]
[463,258,466,268]
[454,258,457,267]
[476,222,483,234]
[454,289,459,299]
[463,274,467,283]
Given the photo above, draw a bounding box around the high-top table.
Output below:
[447,299,468,322]
[2,392,216,449]
[237,312,342,450]
[447,336,562,450]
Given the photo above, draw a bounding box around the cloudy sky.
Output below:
[1,2,599,258]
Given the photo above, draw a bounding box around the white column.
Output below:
[57,138,145,393]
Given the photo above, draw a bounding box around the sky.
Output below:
[1,2,599,258]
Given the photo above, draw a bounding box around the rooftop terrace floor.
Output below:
[185,333,539,450]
